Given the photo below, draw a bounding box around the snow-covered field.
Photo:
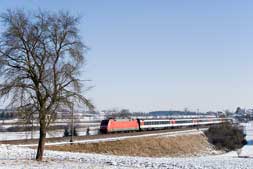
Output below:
[0,122,253,169]
[0,128,99,141]
[0,144,253,169]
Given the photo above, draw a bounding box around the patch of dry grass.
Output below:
[46,133,213,157]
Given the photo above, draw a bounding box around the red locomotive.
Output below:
[100,119,139,133]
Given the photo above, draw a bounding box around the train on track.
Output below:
[100,117,232,134]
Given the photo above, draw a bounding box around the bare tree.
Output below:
[0,9,94,161]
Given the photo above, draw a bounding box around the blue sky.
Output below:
[1,0,253,112]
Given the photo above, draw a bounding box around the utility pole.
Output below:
[31,114,34,139]
[70,103,74,144]
[197,108,199,130]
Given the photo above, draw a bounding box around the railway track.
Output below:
[0,126,209,146]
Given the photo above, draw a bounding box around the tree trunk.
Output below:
[36,122,46,161]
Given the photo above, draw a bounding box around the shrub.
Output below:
[63,126,78,137]
[63,127,69,137]
[205,123,247,151]
[71,127,78,136]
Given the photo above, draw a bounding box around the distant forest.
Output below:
[149,111,208,116]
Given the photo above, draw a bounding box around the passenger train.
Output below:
[100,118,232,134]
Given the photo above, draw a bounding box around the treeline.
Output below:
[0,112,18,120]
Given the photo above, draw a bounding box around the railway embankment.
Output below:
[46,130,218,157]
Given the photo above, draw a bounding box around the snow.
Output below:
[0,144,253,169]
[0,122,253,168]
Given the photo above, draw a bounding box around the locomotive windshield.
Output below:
[101,120,109,126]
